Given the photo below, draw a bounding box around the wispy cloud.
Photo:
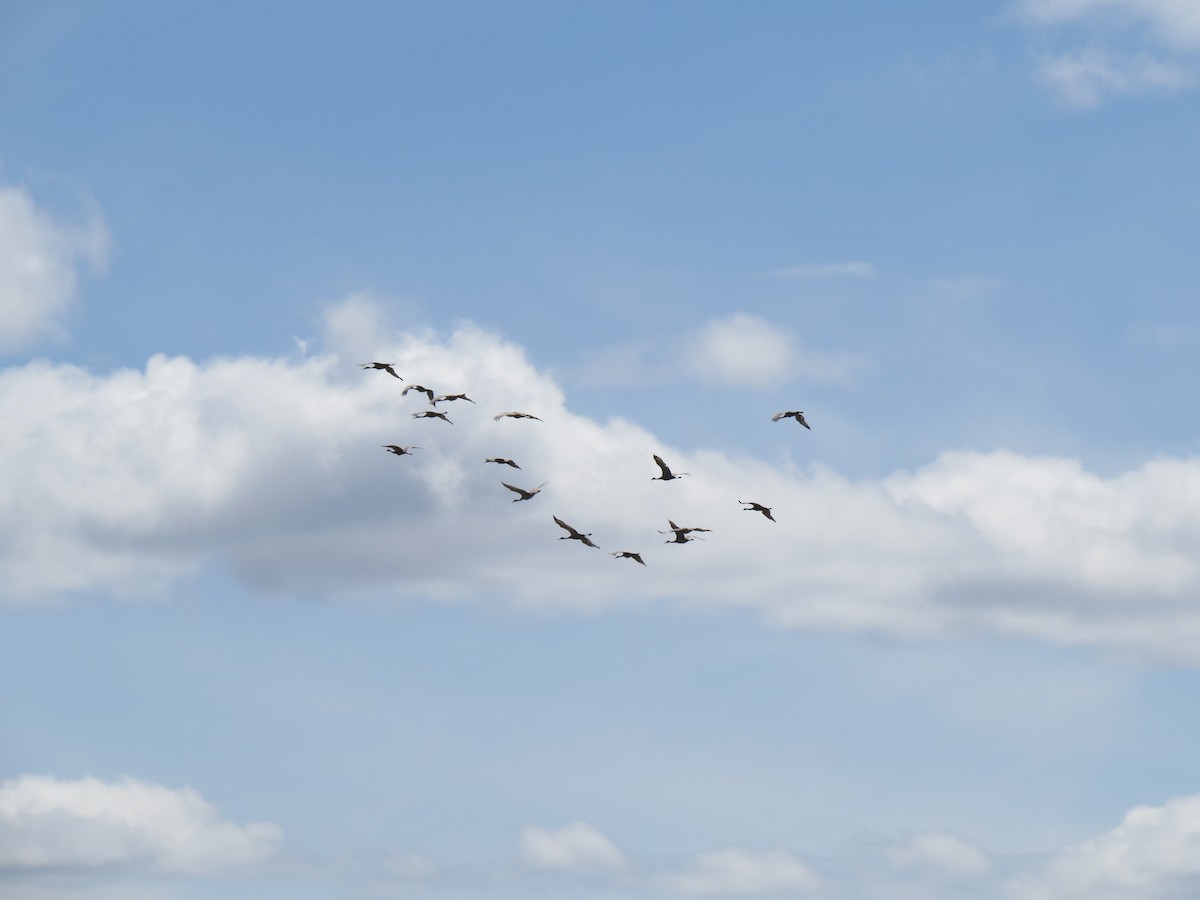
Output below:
[765,261,877,280]
[1035,47,1194,107]
[576,312,864,390]
[661,847,819,895]
[886,831,991,877]
[519,821,627,872]
[0,180,109,354]
[1012,0,1200,107]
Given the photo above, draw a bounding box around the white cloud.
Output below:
[0,775,281,876]
[1013,0,1200,106]
[1035,47,1194,107]
[663,848,818,895]
[9,306,1200,659]
[1014,0,1200,48]
[0,182,108,354]
[519,821,627,871]
[887,831,991,876]
[767,262,877,280]
[578,313,863,389]
[1009,793,1200,899]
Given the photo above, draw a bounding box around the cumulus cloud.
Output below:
[1009,792,1200,899]
[887,831,991,876]
[0,181,108,354]
[0,775,281,876]
[519,821,627,872]
[7,305,1200,659]
[662,848,818,895]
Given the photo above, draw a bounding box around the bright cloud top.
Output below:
[0,775,281,875]
[519,821,627,871]
[1010,792,1200,899]
[6,305,1200,659]
[0,182,108,354]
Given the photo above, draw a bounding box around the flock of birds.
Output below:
[362,360,811,566]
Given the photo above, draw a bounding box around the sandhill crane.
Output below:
[412,411,452,423]
[493,411,543,422]
[553,515,600,548]
[739,500,776,522]
[658,520,711,539]
[382,445,421,456]
[502,482,546,502]
[610,551,646,565]
[652,454,689,481]
[485,457,521,469]
[434,393,475,405]
[360,362,401,379]
[403,384,436,403]
[772,410,810,429]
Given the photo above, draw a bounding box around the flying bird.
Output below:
[493,411,543,422]
[610,551,646,565]
[553,515,600,548]
[485,457,521,469]
[382,445,421,456]
[663,529,704,545]
[772,410,810,429]
[502,481,546,502]
[739,500,776,522]
[658,520,711,537]
[433,393,475,405]
[360,362,401,379]
[402,384,436,403]
[412,411,452,423]
[652,454,689,481]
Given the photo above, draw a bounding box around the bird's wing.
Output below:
[501,482,524,496]
[553,515,573,533]
[653,454,670,476]
[771,412,786,421]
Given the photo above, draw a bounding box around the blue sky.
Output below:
[4,1,1200,898]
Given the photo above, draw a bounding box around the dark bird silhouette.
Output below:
[658,520,712,539]
[382,445,421,456]
[485,457,521,469]
[412,411,452,423]
[493,411,543,422]
[652,454,689,481]
[360,362,401,379]
[553,515,600,548]
[502,481,546,502]
[610,551,646,565]
[772,410,810,429]
[433,393,475,405]
[402,384,436,403]
[739,500,776,522]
